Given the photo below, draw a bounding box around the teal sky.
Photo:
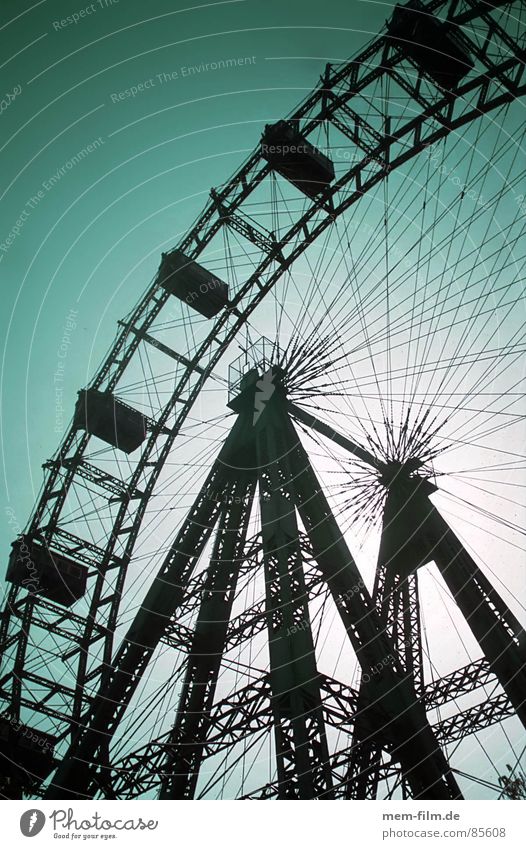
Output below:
[0,0,388,532]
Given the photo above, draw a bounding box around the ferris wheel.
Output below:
[1,0,525,800]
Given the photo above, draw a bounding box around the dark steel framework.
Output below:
[44,374,525,798]
[0,0,525,799]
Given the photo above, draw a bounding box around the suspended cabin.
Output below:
[157,250,229,318]
[261,120,335,199]
[0,717,56,792]
[387,4,474,90]
[74,388,148,453]
[6,536,87,606]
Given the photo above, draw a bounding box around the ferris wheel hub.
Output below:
[227,363,287,415]
[379,457,426,486]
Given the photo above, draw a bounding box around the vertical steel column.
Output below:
[347,478,428,798]
[159,473,256,799]
[345,740,383,799]
[402,575,424,696]
[373,570,423,692]
[373,475,433,700]
[255,392,334,799]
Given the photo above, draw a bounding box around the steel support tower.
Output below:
[38,366,525,799]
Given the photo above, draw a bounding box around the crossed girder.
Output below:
[108,665,514,799]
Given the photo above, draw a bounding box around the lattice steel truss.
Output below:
[36,368,525,799]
